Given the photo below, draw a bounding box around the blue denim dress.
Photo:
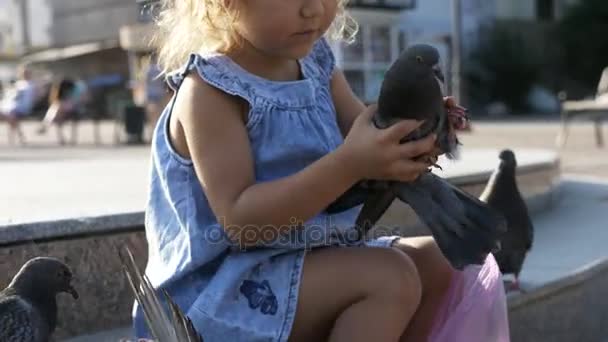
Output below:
[132,37,399,341]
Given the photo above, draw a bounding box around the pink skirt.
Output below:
[429,253,511,342]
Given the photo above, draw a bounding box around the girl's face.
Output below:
[234,0,338,60]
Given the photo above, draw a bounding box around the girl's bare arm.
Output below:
[330,69,366,137]
[172,74,362,247]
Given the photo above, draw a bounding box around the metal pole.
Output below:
[16,0,30,54]
[450,0,462,103]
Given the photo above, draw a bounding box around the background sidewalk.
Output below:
[1,118,606,225]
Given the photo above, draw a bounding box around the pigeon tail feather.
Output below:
[119,247,203,342]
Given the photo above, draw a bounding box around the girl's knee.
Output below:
[420,240,453,289]
[371,248,422,307]
[394,238,453,281]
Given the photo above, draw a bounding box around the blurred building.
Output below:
[400,0,579,66]
[496,0,580,20]
[16,0,140,118]
[6,0,583,111]
[0,0,53,82]
[492,0,579,53]
[330,7,410,103]
[119,0,418,103]
[490,0,582,101]
[0,0,24,85]
[118,0,583,104]
[398,0,583,109]
[0,0,18,58]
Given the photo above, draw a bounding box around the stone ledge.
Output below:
[507,257,608,342]
[65,256,608,342]
[508,256,608,310]
[0,212,144,248]
[0,230,148,340]
[445,157,559,188]
[0,153,559,248]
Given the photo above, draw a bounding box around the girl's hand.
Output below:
[340,104,437,183]
[444,96,469,131]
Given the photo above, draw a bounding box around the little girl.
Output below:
[133,1,507,341]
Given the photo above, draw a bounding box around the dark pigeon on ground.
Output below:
[481,149,534,291]
[326,44,506,270]
[119,247,203,342]
[0,257,79,342]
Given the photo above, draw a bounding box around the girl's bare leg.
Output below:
[44,102,60,123]
[288,246,422,342]
[7,115,25,145]
[392,236,454,342]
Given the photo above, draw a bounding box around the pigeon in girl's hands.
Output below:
[326,45,465,215]
[326,44,506,270]
[0,257,78,342]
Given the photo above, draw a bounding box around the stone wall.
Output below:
[0,229,147,340]
[508,258,608,342]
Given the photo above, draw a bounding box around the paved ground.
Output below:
[458,118,608,179]
[0,120,151,224]
[1,116,606,224]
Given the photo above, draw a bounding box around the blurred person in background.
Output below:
[68,78,91,144]
[143,56,169,139]
[0,64,37,146]
[36,77,79,145]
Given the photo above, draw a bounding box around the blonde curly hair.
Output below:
[151,0,358,74]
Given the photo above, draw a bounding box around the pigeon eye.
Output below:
[416,56,424,63]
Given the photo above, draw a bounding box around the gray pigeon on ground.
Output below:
[0,257,79,342]
[480,149,534,291]
[119,247,203,342]
[326,44,507,270]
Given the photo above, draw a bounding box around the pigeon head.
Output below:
[403,45,460,157]
[499,149,517,169]
[404,44,444,84]
[376,43,468,165]
[374,44,458,157]
[10,257,79,300]
[376,44,445,133]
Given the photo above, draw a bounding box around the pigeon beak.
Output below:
[432,64,445,83]
[66,284,79,300]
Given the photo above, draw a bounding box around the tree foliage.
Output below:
[556,0,608,91]
[463,26,541,112]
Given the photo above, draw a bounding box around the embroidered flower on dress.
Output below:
[239,279,278,315]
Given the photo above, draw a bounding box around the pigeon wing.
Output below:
[325,181,371,214]
[0,295,45,342]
